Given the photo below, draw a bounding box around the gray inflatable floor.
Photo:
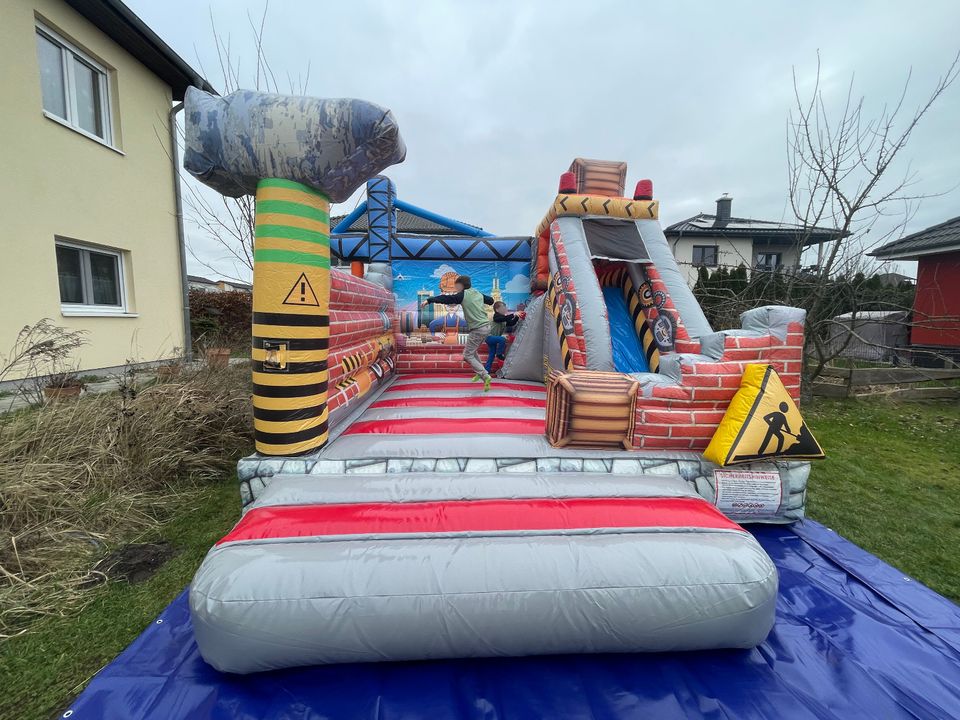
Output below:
[322,374,701,462]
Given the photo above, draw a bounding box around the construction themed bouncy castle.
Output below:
[183,88,824,675]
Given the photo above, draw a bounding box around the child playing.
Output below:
[423,275,495,390]
[486,301,524,373]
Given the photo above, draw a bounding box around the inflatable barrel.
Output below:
[251,179,331,456]
[546,370,640,450]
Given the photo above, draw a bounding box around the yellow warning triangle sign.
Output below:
[282,273,319,306]
[704,364,825,467]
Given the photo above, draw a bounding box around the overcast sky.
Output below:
[127,0,960,280]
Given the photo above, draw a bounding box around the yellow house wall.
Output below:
[0,0,185,379]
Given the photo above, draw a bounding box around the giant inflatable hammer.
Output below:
[183,87,406,455]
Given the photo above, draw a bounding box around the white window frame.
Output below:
[36,22,117,150]
[55,238,135,317]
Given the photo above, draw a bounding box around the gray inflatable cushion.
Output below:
[183,87,406,201]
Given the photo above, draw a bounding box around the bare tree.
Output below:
[179,2,312,283]
[786,50,960,381]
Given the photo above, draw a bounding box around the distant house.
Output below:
[1,0,215,379]
[869,215,960,361]
[664,194,844,286]
[188,275,252,293]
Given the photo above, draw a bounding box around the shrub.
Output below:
[188,289,251,350]
[0,363,253,639]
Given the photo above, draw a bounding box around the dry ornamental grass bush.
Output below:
[0,364,253,639]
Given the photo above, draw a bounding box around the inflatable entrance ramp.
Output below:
[190,472,776,673]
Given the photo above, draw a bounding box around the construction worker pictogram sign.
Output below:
[282,273,320,306]
[704,364,825,467]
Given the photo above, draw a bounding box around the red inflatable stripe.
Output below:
[371,397,547,409]
[386,382,546,393]
[397,373,542,384]
[217,497,743,545]
[344,417,545,435]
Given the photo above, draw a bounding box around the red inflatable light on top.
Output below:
[558,171,577,194]
[634,179,654,201]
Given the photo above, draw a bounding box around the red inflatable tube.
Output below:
[217,497,743,545]
[344,417,546,436]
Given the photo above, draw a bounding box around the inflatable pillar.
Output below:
[251,178,331,456]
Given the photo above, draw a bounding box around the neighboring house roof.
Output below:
[63,0,215,100]
[868,215,960,261]
[188,275,251,291]
[664,214,844,245]
[330,209,484,236]
[875,272,914,287]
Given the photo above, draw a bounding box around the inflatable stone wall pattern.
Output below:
[236,453,808,524]
[183,87,406,202]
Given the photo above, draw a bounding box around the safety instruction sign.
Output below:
[714,469,783,517]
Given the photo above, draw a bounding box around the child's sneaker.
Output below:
[471,374,481,383]
[483,376,492,392]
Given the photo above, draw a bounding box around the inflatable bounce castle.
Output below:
[183,87,825,674]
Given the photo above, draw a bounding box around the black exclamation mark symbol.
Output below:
[300,281,306,304]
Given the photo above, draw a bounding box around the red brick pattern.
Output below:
[330,270,393,311]
[328,311,392,351]
[395,344,495,374]
[550,221,587,369]
[633,321,805,451]
[327,335,393,385]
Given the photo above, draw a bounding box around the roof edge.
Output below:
[63,0,216,100]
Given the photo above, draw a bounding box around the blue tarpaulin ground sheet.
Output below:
[66,520,960,720]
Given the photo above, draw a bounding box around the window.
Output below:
[35,24,113,144]
[692,245,719,267]
[55,240,126,312]
[756,252,782,271]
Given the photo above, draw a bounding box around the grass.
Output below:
[0,479,239,720]
[0,396,958,720]
[804,398,960,602]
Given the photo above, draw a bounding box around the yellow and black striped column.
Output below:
[251,178,331,456]
[624,274,661,373]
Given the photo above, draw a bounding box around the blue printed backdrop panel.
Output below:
[393,259,531,336]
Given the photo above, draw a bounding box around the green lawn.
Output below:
[0,479,239,720]
[804,398,960,602]
[1,398,958,720]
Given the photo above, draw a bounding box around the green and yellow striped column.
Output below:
[250,178,331,456]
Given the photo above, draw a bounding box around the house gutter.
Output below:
[169,101,192,361]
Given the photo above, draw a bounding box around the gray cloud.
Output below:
[130,0,960,279]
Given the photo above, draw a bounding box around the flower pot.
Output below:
[44,385,82,402]
[205,348,232,369]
